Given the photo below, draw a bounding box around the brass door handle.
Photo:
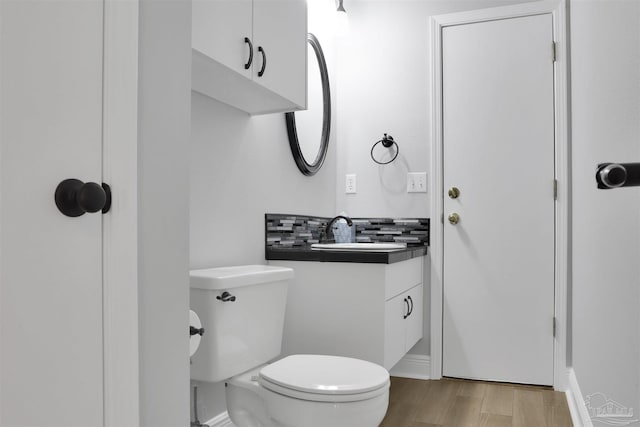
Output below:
[448,187,460,199]
[448,213,460,225]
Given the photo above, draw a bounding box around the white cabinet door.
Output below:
[384,294,407,369]
[405,284,423,350]
[192,0,253,78]
[253,0,307,107]
[1,1,105,425]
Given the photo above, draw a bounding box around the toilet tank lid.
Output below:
[190,265,294,290]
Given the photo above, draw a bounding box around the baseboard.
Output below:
[565,368,593,427]
[204,410,234,427]
[389,354,431,380]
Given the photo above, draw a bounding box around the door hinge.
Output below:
[553,317,557,338]
[552,42,557,62]
[553,179,558,200]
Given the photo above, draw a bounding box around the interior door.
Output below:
[1,1,105,425]
[442,14,555,385]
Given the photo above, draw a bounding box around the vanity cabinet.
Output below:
[191,0,307,115]
[270,256,425,370]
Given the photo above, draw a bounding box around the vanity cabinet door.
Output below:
[384,294,408,369]
[405,283,424,350]
[252,0,307,107]
[192,0,253,78]
[383,284,424,369]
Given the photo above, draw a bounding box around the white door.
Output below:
[442,14,555,385]
[1,1,106,425]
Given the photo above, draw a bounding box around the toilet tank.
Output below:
[190,265,293,382]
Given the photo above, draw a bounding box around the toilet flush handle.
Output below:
[216,291,237,302]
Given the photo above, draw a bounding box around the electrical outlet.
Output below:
[345,174,357,194]
[407,172,427,193]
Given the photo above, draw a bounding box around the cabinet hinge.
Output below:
[553,317,557,338]
[441,213,444,224]
[552,42,557,62]
[553,179,558,200]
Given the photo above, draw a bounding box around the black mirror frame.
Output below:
[285,33,331,176]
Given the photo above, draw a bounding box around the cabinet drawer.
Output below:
[385,257,423,300]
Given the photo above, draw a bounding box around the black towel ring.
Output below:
[371,133,399,165]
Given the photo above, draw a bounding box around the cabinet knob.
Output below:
[403,298,410,319]
[448,213,460,225]
[407,295,414,316]
[448,187,460,199]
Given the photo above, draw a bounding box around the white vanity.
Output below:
[270,256,424,370]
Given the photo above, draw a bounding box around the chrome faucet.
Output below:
[321,215,353,243]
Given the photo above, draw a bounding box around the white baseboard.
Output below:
[565,368,593,427]
[204,410,234,427]
[389,354,431,380]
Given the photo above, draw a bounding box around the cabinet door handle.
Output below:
[407,296,414,316]
[244,37,253,69]
[258,46,266,77]
[403,298,409,319]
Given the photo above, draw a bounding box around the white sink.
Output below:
[310,242,407,252]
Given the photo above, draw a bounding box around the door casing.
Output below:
[429,0,569,390]
[102,1,140,425]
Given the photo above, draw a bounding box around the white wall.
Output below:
[570,0,640,416]
[189,3,337,420]
[137,1,191,425]
[335,0,538,357]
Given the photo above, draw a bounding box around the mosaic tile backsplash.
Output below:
[265,214,429,248]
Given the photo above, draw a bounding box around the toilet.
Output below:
[190,265,390,427]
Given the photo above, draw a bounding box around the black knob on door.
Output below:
[55,179,112,217]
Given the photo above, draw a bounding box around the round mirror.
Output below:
[285,33,331,176]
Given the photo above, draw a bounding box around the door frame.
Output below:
[429,0,569,390]
[102,0,140,425]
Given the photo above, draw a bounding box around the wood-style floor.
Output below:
[381,377,573,427]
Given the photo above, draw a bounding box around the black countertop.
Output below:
[265,245,428,264]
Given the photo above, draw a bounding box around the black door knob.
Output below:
[55,179,112,217]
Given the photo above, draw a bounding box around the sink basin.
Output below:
[311,243,407,252]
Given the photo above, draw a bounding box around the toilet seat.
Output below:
[258,354,390,403]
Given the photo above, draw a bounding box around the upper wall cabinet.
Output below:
[192,0,307,115]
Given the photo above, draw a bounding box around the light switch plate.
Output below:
[345,174,357,194]
[407,172,427,193]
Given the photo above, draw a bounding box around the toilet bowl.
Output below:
[189,265,390,427]
[226,354,390,427]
